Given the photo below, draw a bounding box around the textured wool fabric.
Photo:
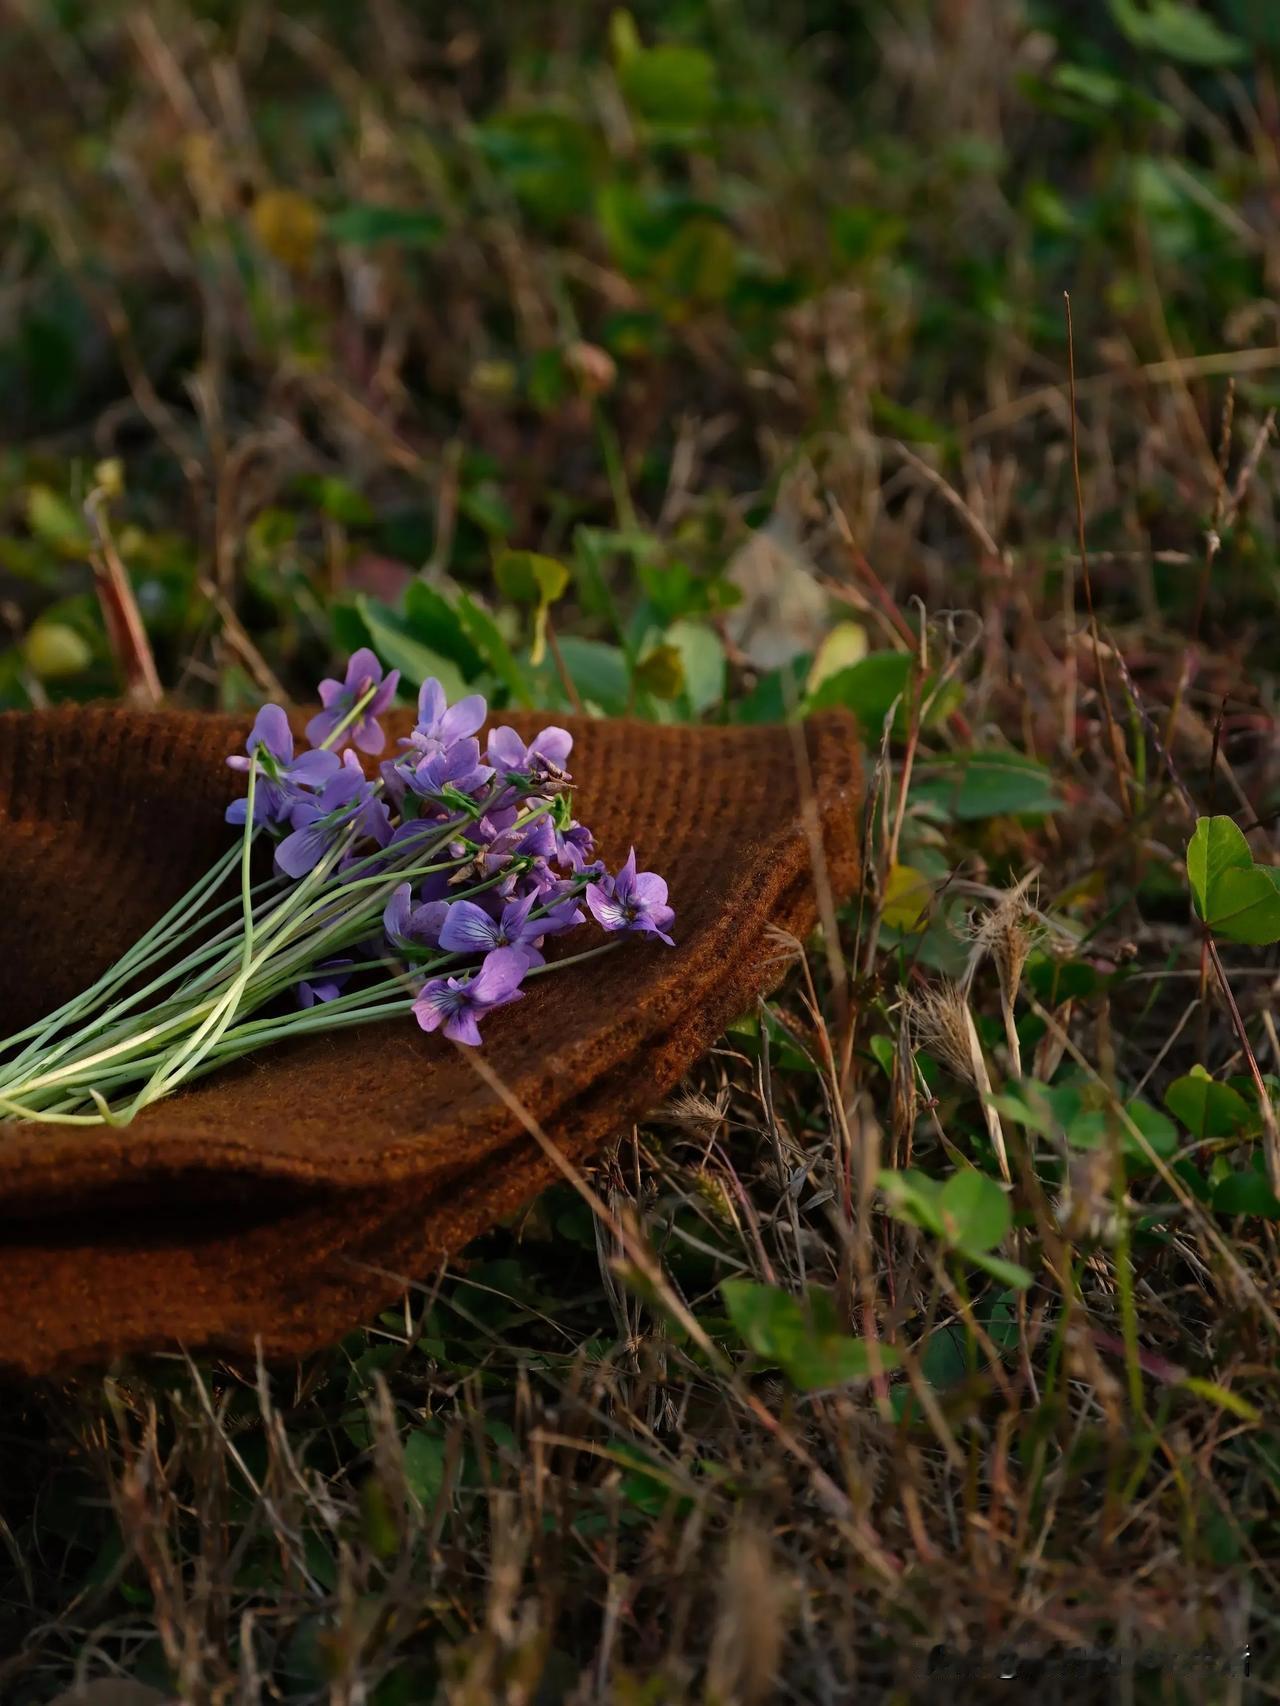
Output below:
[0,704,861,1376]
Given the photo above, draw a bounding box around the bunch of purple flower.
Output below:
[224,651,675,1048]
[0,653,674,1128]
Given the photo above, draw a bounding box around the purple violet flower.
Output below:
[437,890,582,968]
[306,648,400,756]
[296,961,352,1008]
[402,737,493,802]
[486,724,573,786]
[383,883,450,952]
[586,848,676,947]
[226,704,341,827]
[402,678,488,760]
[275,764,390,880]
[411,946,528,1046]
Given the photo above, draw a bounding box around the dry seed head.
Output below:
[903,982,978,1086]
[962,876,1043,1002]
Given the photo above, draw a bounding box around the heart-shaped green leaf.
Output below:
[1165,1067,1254,1139]
[1187,817,1280,945]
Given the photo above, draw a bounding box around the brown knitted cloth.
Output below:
[0,705,861,1377]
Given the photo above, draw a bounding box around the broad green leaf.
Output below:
[401,1429,448,1506]
[619,44,717,125]
[1109,0,1246,66]
[911,752,1060,821]
[1122,1099,1180,1160]
[939,1169,1010,1254]
[721,1279,899,1391]
[550,635,631,715]
[1186,817,1280,944]
[456,593,532,705]
[1211,1169,1280,1218]
[354,596,467,700]
[665,618,725,713]
[805,651,913,731]
[1165,1068,1253,1139]
[1186,815,1251,913]
[877,1169,945,1237]
[403,582,486,680]
[633,642,685,700]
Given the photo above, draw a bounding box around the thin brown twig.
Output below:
[84,490,163,707]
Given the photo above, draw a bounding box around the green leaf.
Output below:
[548,636,631,714]
[805,651,913,731]
[619,44,717,125]
[1165,1068,1254,1139]
[970,1252,1034,1291]
[880,1168,1032,1288]
[328,204,443,247]
[355,596,467,699]
[494,550,571,608]
[720,1280,900,1391]
[1109,0,1246,66]
[403,582,486,680]
[632,642,685,700]
[665,618,725,714]
[805,621,868,692]
[1186,817,1280,944]
[912,752,1060,821]
[26,484,88,553]
[939,1170,1010,1254]
[1211,1170,1280,1218]
[877,1169,945,1238]
[401,1430,448,1506]
[494,551,571,667]
[456,593,532,705]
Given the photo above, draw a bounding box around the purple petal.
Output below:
[346,647,383,689]
[417,678,447,730]
[275,823,330,879]
[251,703,293,761]
[442,1008,484,1047]
[370,671,401,715]
[469,946,529,1004]
[412,979,458,1033]
[438,899,500,955]
[305,708,339,748]
[290,748,342,787]
[530,726,572,767]
[354,714,388,756]
[384,884,412,944]
[586,887,629,933]
[440,694,487,745]
[630,871,669,909]
[487,726,528,771]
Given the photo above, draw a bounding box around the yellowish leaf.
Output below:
[881,863,933,932]
[252,189,322,271]
[806,621,868,694]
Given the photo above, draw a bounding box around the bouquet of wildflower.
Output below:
[0,652,675,1128]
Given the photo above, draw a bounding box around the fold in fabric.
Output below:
[0,706,861,1375]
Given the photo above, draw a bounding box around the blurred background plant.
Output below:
[4,2,1280,1701]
